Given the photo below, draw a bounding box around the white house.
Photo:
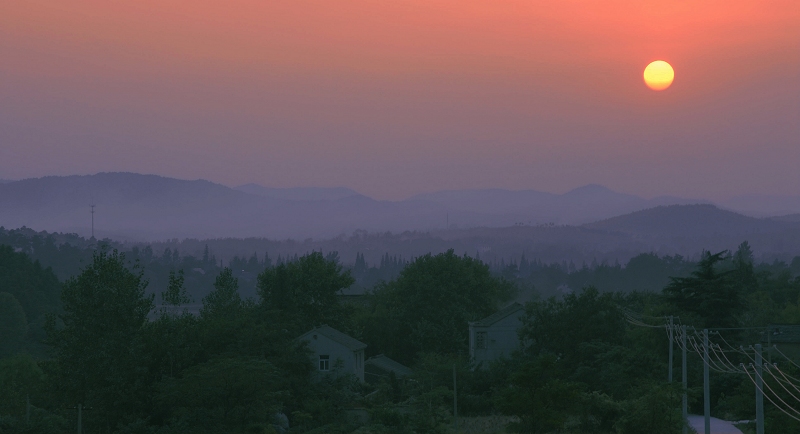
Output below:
[469,302,525,366]
[364,354,413,384]
[297,325,367,382]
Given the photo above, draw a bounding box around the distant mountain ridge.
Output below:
[1,173,799,245]
[234,184,361,201]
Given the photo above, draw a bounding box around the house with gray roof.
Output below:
[762,324,800,360]
[365,354,413,384]
[297,325,367,382]
[469,302,525,366]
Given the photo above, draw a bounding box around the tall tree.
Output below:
[0,245,61,330]
[663,250,742,328]
[0,292,28,357]
[201,267,242,321]
[364,250,515,365]
[257,252,354,332]
[46,250,154,430]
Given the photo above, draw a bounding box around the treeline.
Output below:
[4,229,800,432]
[6,226,800,303]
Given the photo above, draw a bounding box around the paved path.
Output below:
[687,415,744,434]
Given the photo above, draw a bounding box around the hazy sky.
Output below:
[2,1,798,200]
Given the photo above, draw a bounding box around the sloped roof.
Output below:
[765,324,800,344]
[470,302,524,327]
[298,324,367,351]
[365,354,413,377]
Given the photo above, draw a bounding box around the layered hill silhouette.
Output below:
[1,173,799,256]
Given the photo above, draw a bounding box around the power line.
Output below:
[742,364,800,423]
[746,363,800,416]
[762,364,800,405]
[773,346,800,371]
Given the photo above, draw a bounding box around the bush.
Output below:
[614,383,684,434]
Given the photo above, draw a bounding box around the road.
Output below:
[687,415,744,434]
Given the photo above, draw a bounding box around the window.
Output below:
[476,332,487,349]
[319,355,330,371]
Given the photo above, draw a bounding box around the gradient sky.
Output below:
[2,1,798,200]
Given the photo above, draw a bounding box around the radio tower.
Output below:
[90,204,95,239]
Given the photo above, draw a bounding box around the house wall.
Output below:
[302,333,364,382]
[470,310,525,365]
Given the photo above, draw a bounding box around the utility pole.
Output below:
[704,329,710,434]
[453,364,458,433]
[69,403,91,434]
[755,345,764,434]
[682,325,687,434]
[669,316,674,383]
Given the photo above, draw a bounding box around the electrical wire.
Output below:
[712,331,749,354]
[770,364,800,387]
[686,335,734,374]
[769,364,800,394]
[741,364,800,422]
[750,363,800,415]
[624,314,665,328]
[763,363,800,404]
[623,308,800,421]
[713,343,748,373]
[709,344,745,373]
[773,346,800,371]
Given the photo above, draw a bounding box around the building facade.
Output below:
[469,302,525,366]
[297,325,367,382]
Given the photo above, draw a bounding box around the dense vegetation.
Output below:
[3,228,800,433]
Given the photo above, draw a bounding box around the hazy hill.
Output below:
[410,184,706,226]
[584,204,783,238]
[151,205,800,272]
[584,204,800,257]
[0,173,449,240]
[234,184,360,201]
[1,173,797,246]
[722,194,800,217]
[771,214,800,223]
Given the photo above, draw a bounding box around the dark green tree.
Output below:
[0,292,28,357]
[257,252,354,333]
[162,269,192,310]
[494,354,582,433]
[520,287,626,360]
[0,245,61,355]
[155,356,280,432]
[45,250,154,429]
[201,267,242,321]
[364,250,514,365]
[663,250,742,328]
[0,353,45,419]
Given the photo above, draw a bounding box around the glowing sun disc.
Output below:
[643,60,674,91]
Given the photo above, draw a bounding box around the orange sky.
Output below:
[1,1,798,199]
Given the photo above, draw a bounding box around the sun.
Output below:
[643,60,674,91]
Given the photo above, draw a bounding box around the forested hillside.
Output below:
[3,231,800,433]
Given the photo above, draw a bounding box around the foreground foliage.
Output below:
[1,242,800,433]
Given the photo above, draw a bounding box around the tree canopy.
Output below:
[363,249,515,365]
